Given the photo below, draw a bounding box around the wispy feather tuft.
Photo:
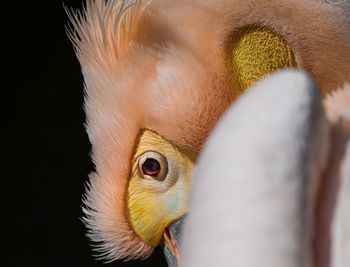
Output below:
[65,0,153,261]
[65,0,142,66]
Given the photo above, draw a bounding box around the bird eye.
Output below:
[138,152,168,181]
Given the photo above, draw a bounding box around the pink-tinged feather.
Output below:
[66,0,350,261]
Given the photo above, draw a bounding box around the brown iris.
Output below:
[142,158,161,177]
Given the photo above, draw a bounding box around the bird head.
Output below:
[66,0,350,264]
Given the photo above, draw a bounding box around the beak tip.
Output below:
[163,214,187,267]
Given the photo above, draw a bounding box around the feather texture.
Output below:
[181,70,330,267]
[66,0,350,261]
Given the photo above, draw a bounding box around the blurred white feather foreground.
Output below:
[181,70,350,267]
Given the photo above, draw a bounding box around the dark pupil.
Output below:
[142,158,161,177]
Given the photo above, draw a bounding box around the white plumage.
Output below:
[181,70,349,267]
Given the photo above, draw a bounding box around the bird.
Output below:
[66,0,350,265]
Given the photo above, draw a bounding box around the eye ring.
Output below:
[138,151,168,181]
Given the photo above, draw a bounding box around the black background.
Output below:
[3,1,166,266]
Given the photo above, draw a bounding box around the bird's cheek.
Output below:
[166,173,192,218]
[167,193,183,215]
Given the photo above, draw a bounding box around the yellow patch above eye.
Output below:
[229,25,297,93]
